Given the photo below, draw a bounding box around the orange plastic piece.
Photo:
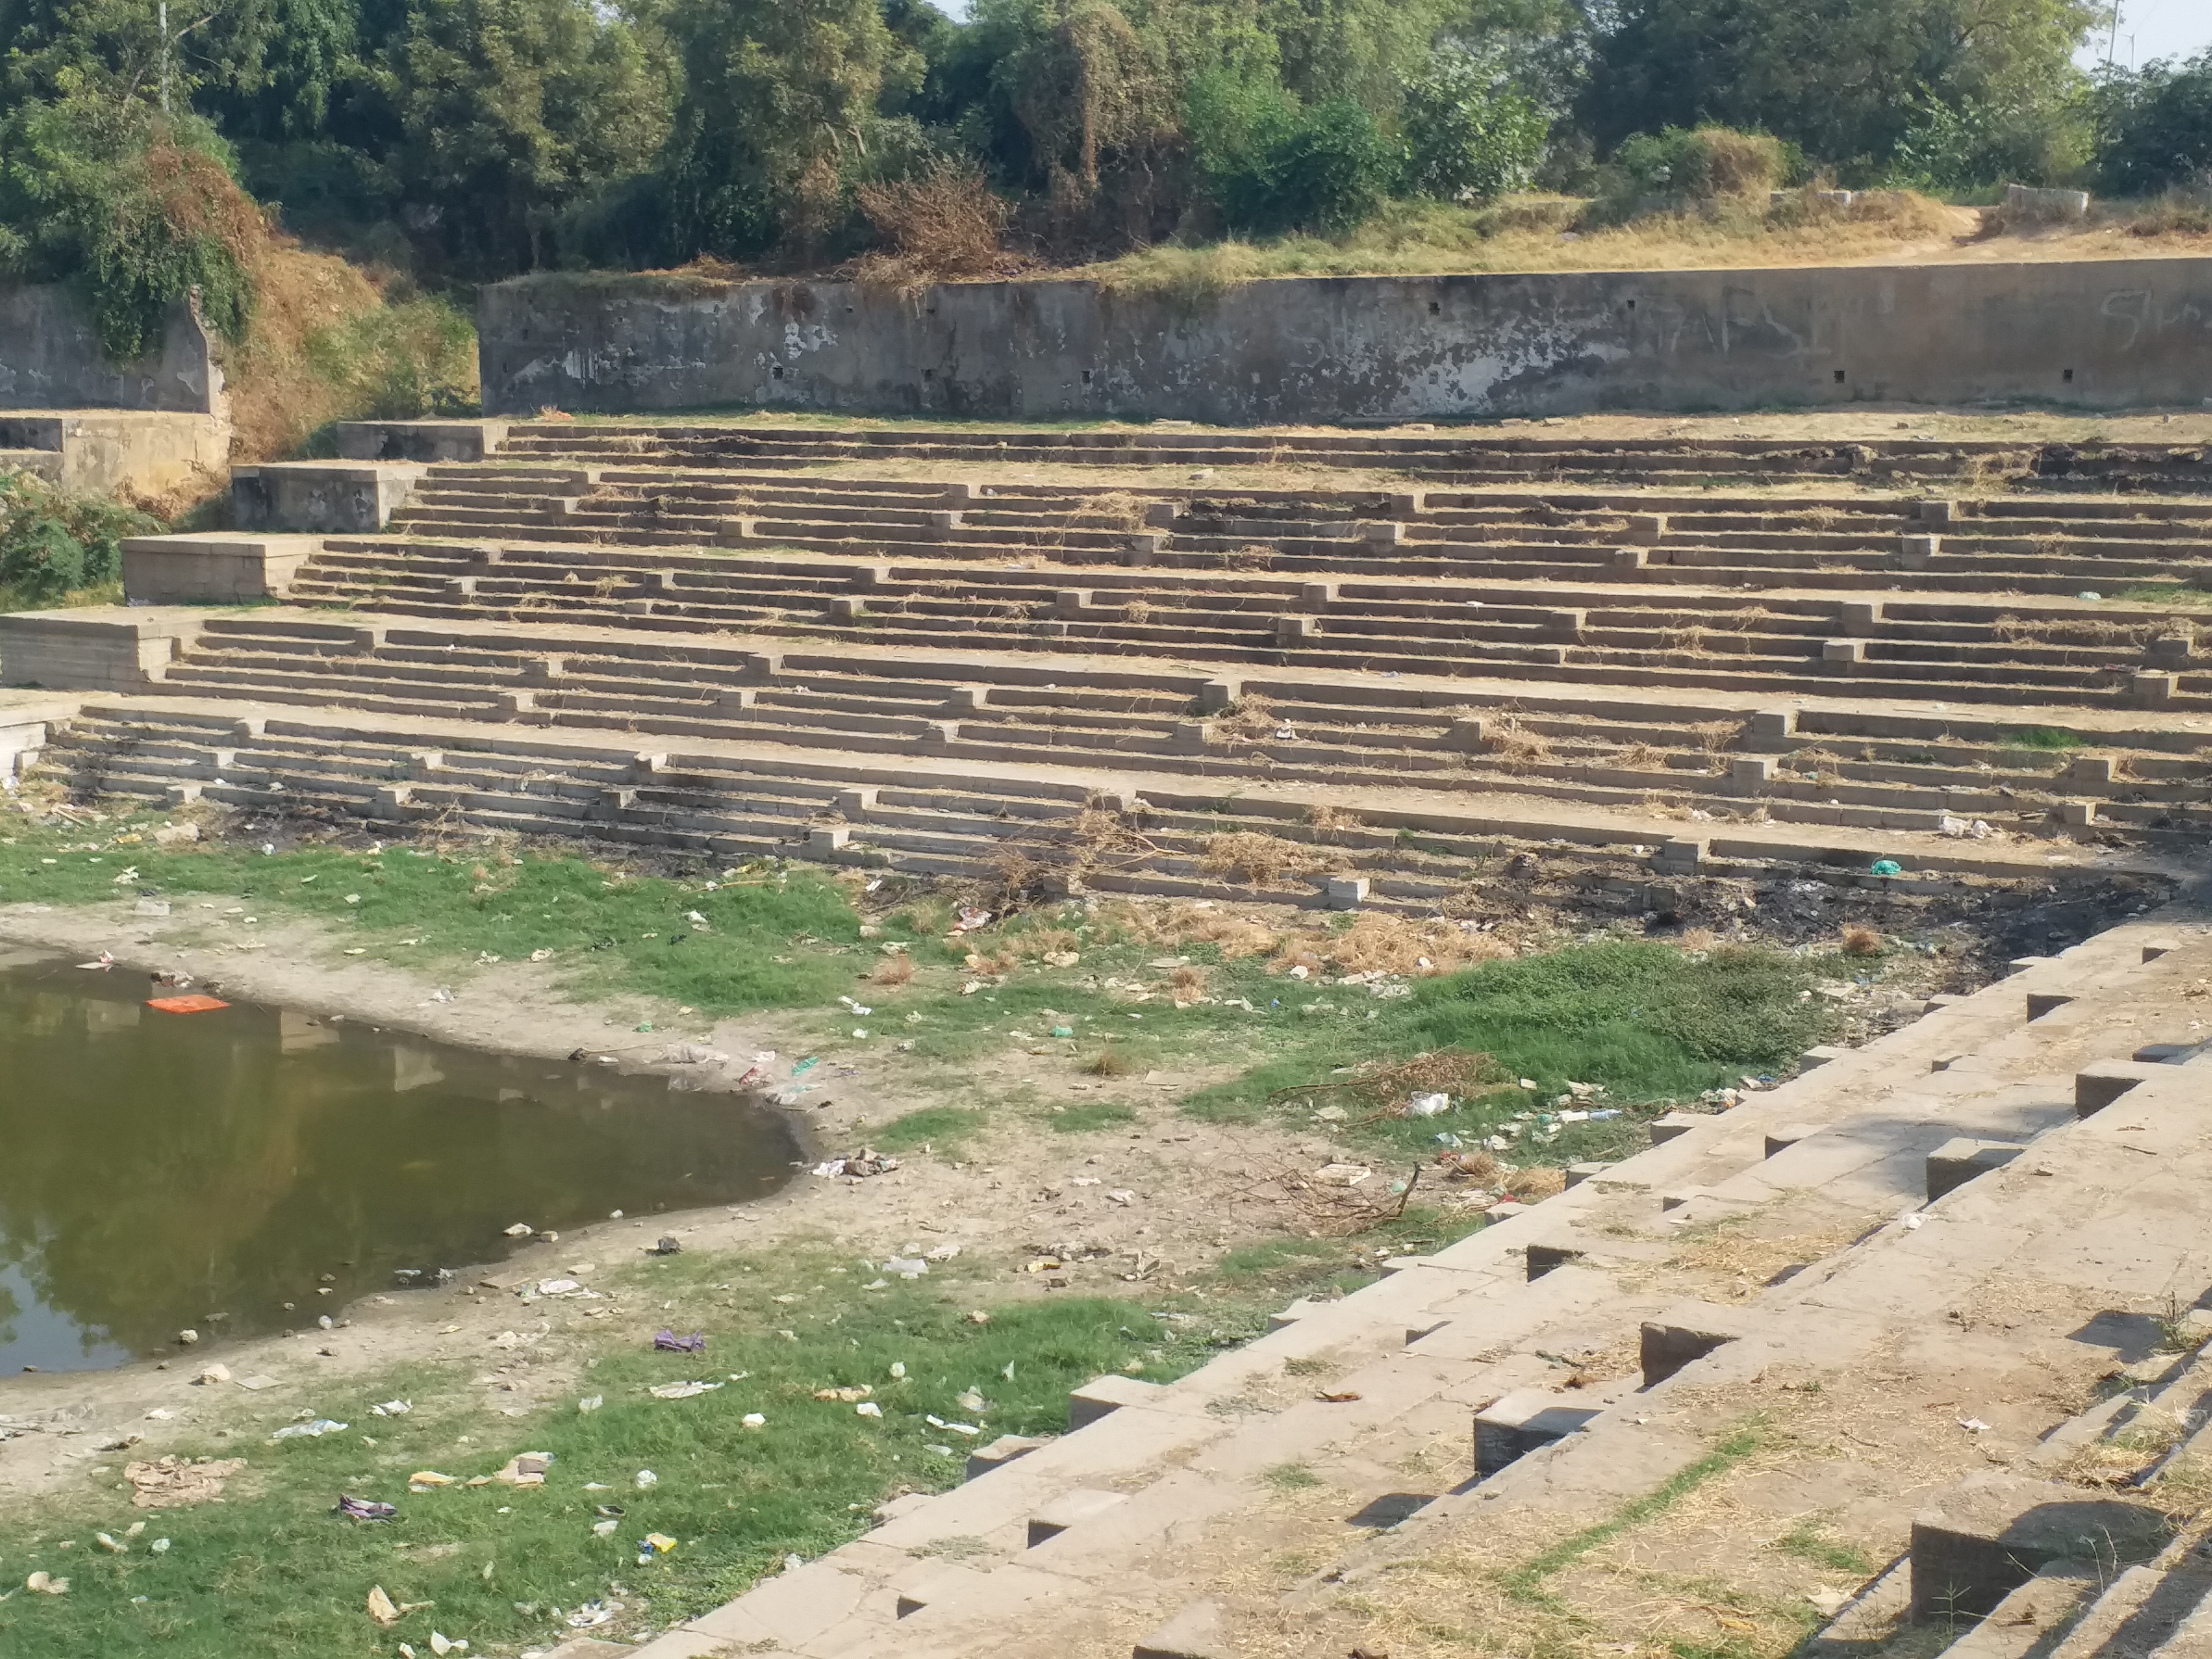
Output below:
[147,994,230,1014]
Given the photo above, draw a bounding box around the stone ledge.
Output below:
[233,460,426,532]
[121,534,325,604]
[0,606,212,692]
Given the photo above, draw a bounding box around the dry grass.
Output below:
[1679,926,1717,951]
[1267,1049,1498,1121]
[1839,924,1881,955]
[850,162,1015,287]
[1213,695,1280,741]
[1277,912,1514,977]
[1483,719,1553,767]
[1083,1047,1136,1077]
[1688,719,1746,754]
[1994,613,2172,649]
[1107,899,1282,958]
[1507,1166,1567,1201]
[1198,832,1332,887]
[1306,803,1361,833]
[1220,543,1276,571]
[1123,598,1154,624]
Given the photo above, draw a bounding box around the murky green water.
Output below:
[0,950,799,1374]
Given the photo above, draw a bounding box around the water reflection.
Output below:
[0,952,798,1373]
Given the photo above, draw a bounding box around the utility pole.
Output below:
[159,0,170,112]
[2105,0,2120,69]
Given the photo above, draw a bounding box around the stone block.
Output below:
[1640,1301,1757,1387]
[1899,534,1941,568]
[1199,678,1239,713]
[1908,1472,2167,1620]
[122,533,323,604]
[712,685,755,713]
[1653,838,1706,874]
[1748,708,1798,746]
[1926,1137,2026,1202]
[2140,938,2181,962]
[1142,501,1178,527]
[2074,1058,2162,1118]
[1840,601,1883,636]
[716,517,755,545]
[1274,614,1311,645]
[1647,1112,1701,1145]
[2025,990,2076,1021]
[1730,756,1774,794]
[1799,1045,1852,1070]
[2004,184,2090,221]
[1764,1124,1819,1158]
[741,651,781,680]
[805,826,851,857]
[1360,520,1406,546]
[918,720,958,751]
[2132,670,2178,707]
[1053,589,1090,618]
[1823,638,1867,667]
[1543,608,1587,641]
[1626,513,1668,544]
[0,605,206,691]
[928,509,962,533]
[231,461,423,533]
[1923,993,1966,1013]
[1133,1598,1232,1659]
[1069,1372,1164,1430]
[1298,581,1337,608]
[336,419,510,463]
[965,1433,1049,1482]
[1474,1389,1603,1475]
[1125,533,1163,564]
[1484,1199,1528,1223]
[1611,546,1648,570]
[828,595,862,621]
[1389,491,1427,517]
[1025,1487,1126,1547]
[835,786,877,820]
[1323,874,1370,910]
[1526,1242,1585,1279]
[2148,635,2193,663]
[1920,500,1957,524]
[1563,1161,1614,1189]
[1172,721,1213,753]
[2059,800,2098,827]
[2007,955,2054,975]
[944,480,981,504]
[1447,716,1487,751]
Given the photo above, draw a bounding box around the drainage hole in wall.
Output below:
[2063,368,2075,382]
[1833,369,1846,383]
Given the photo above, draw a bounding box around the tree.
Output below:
[1577,0,2100,174]
[379,0,673,272]
[657,0,921,259]
[2088,52,2212,196]
[1401,46,1549,199]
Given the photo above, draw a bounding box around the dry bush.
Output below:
[1078,491,1149,533]
[1268,1049,1497,1121]
[1107,899,1279,957]
[852,162,1012,285]
[1688,719,1745,754]
[1507,1166,1567,1201]
[1007,926,1081,960]
[1483,719,1553,767]
[872,951,916,986]
[1124,598,1154,624]
[1213,695,1279,741]
[1840,923,1882,955]
[1221,542,1275,571]
[1307,803,1361,833]
[1168,964,1207,998]
[1617,742,1665,770]
[1199,832,1331,887]
[1084,1047,1135,1077]
[983,806,1162,902]
[1679,926,1717,951]
[1277,913,1510,977]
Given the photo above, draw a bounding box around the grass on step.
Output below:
[1998,727,2085,752]
[0,1249,1256,1659]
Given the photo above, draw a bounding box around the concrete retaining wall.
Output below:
[0,289,224,415]
[120,535,323,604]
[0,609,207,692]
[478,258,2212,421]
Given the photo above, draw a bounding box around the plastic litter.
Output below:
[409,1472,457,1490]
[954,906,994,932]
[653,1329,707,1353]
[743,1412,767,1428]
[592,1518,618,1537]
[1407,1092,1452,1117]
[429,1632,468,1656]
[885,1257,929,1276]
[337,1495,398,1522]
[855,1402,884,1418]
[634,1469,659,1489]
[147,994,228,1014]
[1870,858,1903,877]
[26,1572,69,1595]
[273,1419,349,1440]
[370,1400,412,1417]
[648,1381,722,1400]
[577,1395,603,1413]
[660,1042,728,1065]
[368,1585,402,1625]
[812,1150,901,1178]
[566,1601,620,1628]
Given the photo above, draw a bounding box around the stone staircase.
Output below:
[544,916,2212,1659]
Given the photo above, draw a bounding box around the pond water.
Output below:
[0,950,800,1374]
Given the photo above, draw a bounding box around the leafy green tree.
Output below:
[658,0,921,258]
[2087,52,2212,196]
[1579,0,2100,174]
[1401,46,1548,198]
[0,93,261,355]
[379,0,674,272]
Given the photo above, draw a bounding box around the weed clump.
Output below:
[852,162,1014,286]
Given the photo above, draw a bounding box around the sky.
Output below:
[2077,0,2212,71]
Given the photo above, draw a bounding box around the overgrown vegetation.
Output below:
[0,0,2197,319]
[0,469,159,611]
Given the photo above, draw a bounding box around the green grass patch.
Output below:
[1046,1100,1138,1133]
[0,1251,1256,1658]
[0,810,864,1015]
[1262,1462,1322,1490]
[1503,1420,1767,1600]
[868,1106,986,1155]
[1999,727,2084,751]
[2116,583,2212,609]
[1184,941,1843,1164]
[1772,1521,1875,1575]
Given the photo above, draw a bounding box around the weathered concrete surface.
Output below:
[0,288,225,415]
[0,607,210,692]
[0,410,229,495]
[336,419,510,462]
[478,259,2212,421]
[120,534,323,603]
[232,461,425,532]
